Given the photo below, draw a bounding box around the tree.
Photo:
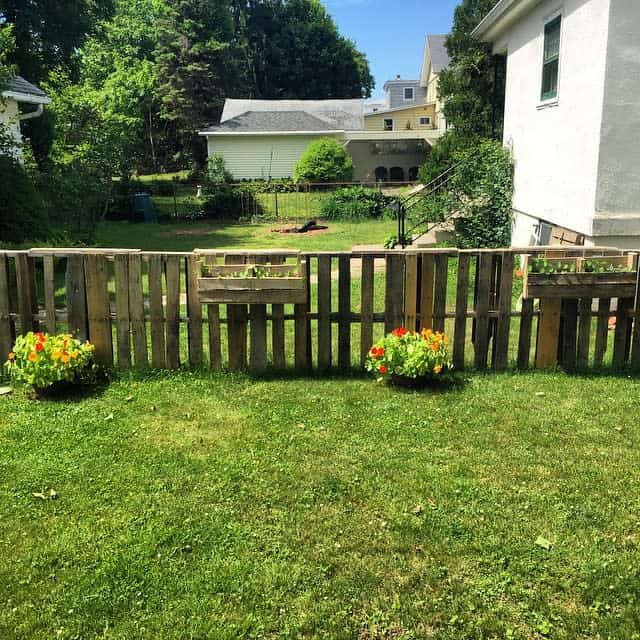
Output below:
[437,0,506,141]
[294,138,353,183]
[0,24,16,155]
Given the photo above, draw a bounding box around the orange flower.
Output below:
[61,353,70,364]
[429,342,439,352]
[391,327,409,338]
[28,351,38,362]
[51,350,61,360]
[35,342,44,353]
[421,328,433,340]
[70,351,79,359]
[35,332,47,343]
[433,365,442,374]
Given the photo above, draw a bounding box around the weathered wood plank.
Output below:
[453,253,470,370]
[494,252,514,371]
[576,298,592,368]
[474,253,493,370]
[360,255,375,367]
[186,255,203,367]
[0,254,12,359]
[43,255,56,334]
[517,298,534,370]
[594,297,611,368]
[249,255,268,373]
[294,259,309,370]
[128,253,148,368]
[384,254,404,332]
[535,298,562,369]
[114,254,131,369]
[419,254,434,330]
[432,254,448,333]
[84,254,113,367]
[65,255,88,340]
[225,254,247,371]
[560,298,578,371]
[403,253,418,332]
[270,256,286,369]
[338,254,351,369]
[164,255,181,369]
[15,254,37,335]
[148,254,166,368]
[613,297,633,366]
[631,264,640,369]
[317,255,332,370]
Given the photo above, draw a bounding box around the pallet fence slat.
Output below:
[385,254,404,332]
[317,255,332,370]
[0,254,12,358]
[594,297,611,367]
[186,255,203,367]
[65,255,88,340]
[360,255,375,367]
[494,252,514,370]
[403,253,418,331]
[577,298,593,368]
[536,298,562,369]
[43,255,56,334]
[148,254,166,368]
[128,253,148,368]
[15,254,37,334]
[271,256,286,370]
[84,254,113,367]
[453,253,470,369]
[419,254,434,330]
[560,298,578,371]
[517,298,534,369]
[613,297,633,366]
[249,255,268,373]
[114,254,131,369]
[632,263,640,369]
[474,253,493,370]
[165,255,181,369]
[338,254,351,369]
[226,254,247,371]
[432,254,448,333]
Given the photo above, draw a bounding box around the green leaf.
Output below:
[534,535,552,550]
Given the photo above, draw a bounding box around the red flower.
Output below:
[35,342,44,353]
[35,332,46,343]
[379,365,388,374]
[391,327,409,338]
[369,346,386,358]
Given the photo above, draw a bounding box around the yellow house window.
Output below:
[419,117,431,126]
[383,118,393,131]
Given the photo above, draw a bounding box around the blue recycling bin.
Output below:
[132,192,158,223]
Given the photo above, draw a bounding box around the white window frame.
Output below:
[383,118,394,131]
[403,87,415,101]
[538,9,563,109]
[419,116,431,126]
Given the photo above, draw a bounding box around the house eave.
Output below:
[364,102,437,118]
[198,130,345,137]
[2,90,51,105]
[472,0,542,42]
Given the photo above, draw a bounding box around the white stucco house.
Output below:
[474,0,640,248]
[0,76,51,161]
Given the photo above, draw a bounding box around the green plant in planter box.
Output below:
[365,327,453,385]
[5,332,96,393]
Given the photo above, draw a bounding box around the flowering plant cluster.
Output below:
[5,332,95,390]
[365,327,452,383]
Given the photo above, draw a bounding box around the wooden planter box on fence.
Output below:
[197,254,307,304]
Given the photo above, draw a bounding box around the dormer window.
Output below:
[403,87,415,101]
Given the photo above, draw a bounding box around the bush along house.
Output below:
[474,0,640,249]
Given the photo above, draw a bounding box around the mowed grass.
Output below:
[2,371,640,639]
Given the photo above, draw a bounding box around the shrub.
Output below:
[206,153,233,185]
[5,332,96,392]
[365,327,453,384]
[0,155,49,244]
[320,187,399,220]
[202,185,264,220]
[293,138,353,183]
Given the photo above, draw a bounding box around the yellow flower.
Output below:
[70,350,79,359]
[7,352,15,361]
[61,353,70,364]
[28,351,38,363]
[421,328,433,340]
[433,365,442,374]
[52,350,61,360]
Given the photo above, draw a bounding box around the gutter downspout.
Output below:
[18,103,44,121]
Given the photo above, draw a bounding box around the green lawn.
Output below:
[2,371,640,639]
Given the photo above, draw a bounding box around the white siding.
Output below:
[500,0,611,237]
[205,134,341,180]
[0,98,24,161]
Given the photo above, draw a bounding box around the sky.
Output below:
[322,0,460,99]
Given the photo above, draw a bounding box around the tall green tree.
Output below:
[0,23,16,154]
[438,0,506,141]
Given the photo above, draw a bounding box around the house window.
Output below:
[383,118,394,131]
[403,87,414,101]
[419,117,431,126]
[541,16,561,101]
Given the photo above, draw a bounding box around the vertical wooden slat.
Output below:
[474,253,493,370]
[432,254,448,333]
[577,298,592,368]
[15,254,37,334]
[453,253,470,370]
[65,255,88,340]
[43,255,56,334]
[493,252,514,371]
[226,254,247,371]
[114,254,131,369]
[338,254,351,369]
[0,254,12,358]
[560,298,578,371]
[186,255,203,367]
[517,298,534,370]
[84,254,113,367]
[360,255,375,367]
[148,254,166,368]
[249,255,268,373]
[294,258,309,370]
[403,253,418,331]
[128,253,148,368]
[535,298,562,369]
[165,255,181,369]
[271,256,286,369]
[385,254,404,332]
[613,298,633,366]
[419,254,434,330]
[207,304,222,371]
[594,298,611,368]
[631,264,640,369]
[317,255,332,370]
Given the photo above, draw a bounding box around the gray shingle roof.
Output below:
[427,35,451,73]
[220,99,364,131]
[201,110,341,133]
[4,76,48,99]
